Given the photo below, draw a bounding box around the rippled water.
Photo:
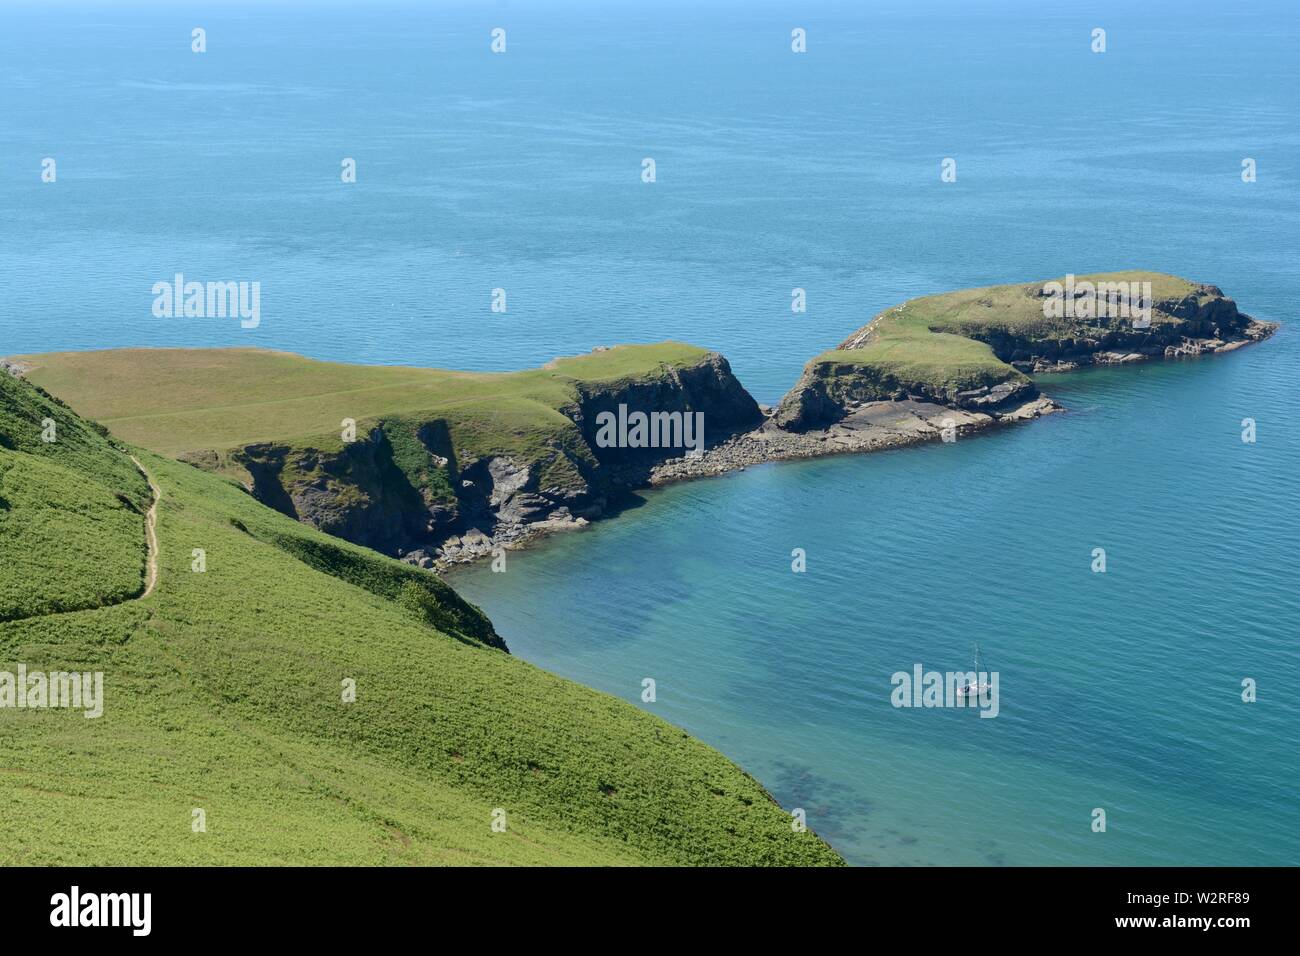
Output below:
[3,0,1298,864]
[6,1,1297,401]
[455,338,1300,865]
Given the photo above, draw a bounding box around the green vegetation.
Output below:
[0,365,148,501]
[0,370,841,865]
[13,343,753,557]
[257,525,502,649]
[876,271,1199,341]
[824,271,1205,390]
[14,344,719,534]
[381,416,458,507]
[775,271,1255,429]
[812,330,1021,395]
[0,372,149,620]
[15,343,710,464]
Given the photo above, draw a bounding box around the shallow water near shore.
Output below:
[4,0,1299,864]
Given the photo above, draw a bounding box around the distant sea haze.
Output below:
[4,0,1298,864]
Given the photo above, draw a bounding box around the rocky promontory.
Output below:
[775,271,1275,433]
[8,272,1276,571]
[216,349,765,566]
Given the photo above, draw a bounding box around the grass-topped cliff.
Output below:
[776,271,1273,430]
[0,367,841,865]
[15,345,762,562]
[13,275,1275,556]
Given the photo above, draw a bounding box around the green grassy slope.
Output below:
[776,271,1262,429]
[0,372,841,865]
[827,271,1203,377]
[13,344,761,559]
[0,372,150,619]
[14,343,711,463]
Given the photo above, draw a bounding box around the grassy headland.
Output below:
[15,345,763,561]
[14,343,712,460]
[13,274,1274,559]
[0,367,841,865]
[775,272,1271,429]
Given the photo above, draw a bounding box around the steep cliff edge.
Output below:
[2,361,840,866]
[10,273,1276,568]
[12,345,760,567]
[225,350,761,564]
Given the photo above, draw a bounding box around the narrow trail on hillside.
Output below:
[130,455,160,598]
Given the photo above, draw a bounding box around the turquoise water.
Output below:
[3,0,1298,864]
[454,341,1300,865]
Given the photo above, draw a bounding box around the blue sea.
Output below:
[3,0,1297,864]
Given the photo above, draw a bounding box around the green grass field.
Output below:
[14,344,718,514]
[811,329,1021,394]
[0,369,842,865]
[820,271,1204,390]
[14,343,710,460]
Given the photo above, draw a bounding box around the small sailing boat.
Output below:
[956,642,991,700]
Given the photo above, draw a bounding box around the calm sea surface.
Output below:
[4,0,1297,864]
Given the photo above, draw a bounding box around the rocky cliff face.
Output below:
[568,351,764,466]
[957,284,1270,373]
[230,351,763,565]
[197,281,1275,566]
[774,282,1274,432]
[774,361,1036,432]
[233,429,450,557]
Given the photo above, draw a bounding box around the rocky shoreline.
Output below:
[428,395,1060,568]
[1020,322,1274,373]
[429,322,1274,571]
[648,395,1060,486]
[19,274,1268,577]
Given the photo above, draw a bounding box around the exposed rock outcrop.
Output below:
[568,352,763,464]
[233,431,430,556]
[774,279,1276,433]
[774,362,1037,432]
[148,277,1277,571]
[228,350,764,567]
[654,396,1061,484]
[986,286,1272,373]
